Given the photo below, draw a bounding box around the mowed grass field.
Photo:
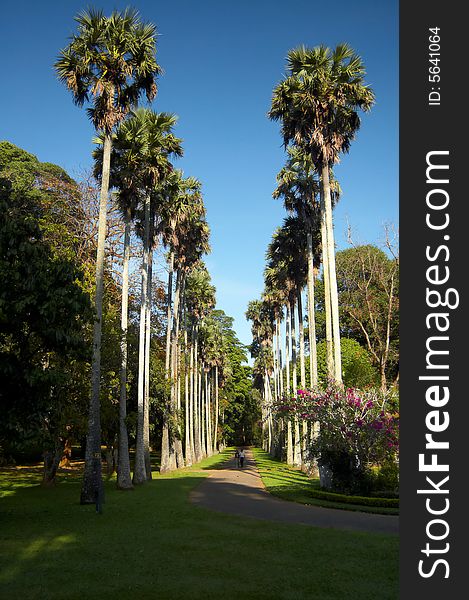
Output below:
[0,449,398,600]
[253,448,399,515]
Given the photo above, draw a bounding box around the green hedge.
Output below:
[310,488,399,508]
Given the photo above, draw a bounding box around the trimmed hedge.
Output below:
[310,488,399,508]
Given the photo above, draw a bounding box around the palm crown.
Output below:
[55,8,160,133]
[269,44,375,166]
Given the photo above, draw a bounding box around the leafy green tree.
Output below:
[335,245,399,390]
[213,312,257,446]
[313,245,399,389]
[315,338,378,389]
[0,153,92,482]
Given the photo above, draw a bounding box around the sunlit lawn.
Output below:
[0,448,398,599]
[254,448,399,515]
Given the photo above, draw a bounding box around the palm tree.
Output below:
[160,171,205,382]
[246,299,275,453]
[125,109,183,484]
[273,147,324,387]
[159,201,211,472]
[160,174,206,467]
[262,286,284,408]
[265,217,307,464]
[93,113,159,490]
[182,265,215,467]
[93,139,142,491]
[55,8,160,503]
[269,44,374,384]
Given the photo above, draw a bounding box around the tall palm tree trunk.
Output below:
[189,327,196,460]
[143,244,153,480]
[184,329,193,466]
[265,370,274,455]
[277,317,284,398]
[298,290,306,389]
[174,272,186,468]
[165,252,174,375]
[81,133,112,504]
[291,299,301,467]
[213,365,219,454]
[297,290,308,466]
[291,299,297,393]
[205,371,212,456]
[306,232,318,388]
[193,328,202,462]
[200,366,206,457]
[133,194,150,485]
[161,269,182,472]
[320,200,334,379]
[322,165,342,383]
[117,208,133,490]
[285,302,293,465]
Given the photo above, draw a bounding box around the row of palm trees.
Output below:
[247,44,374,466]
[55,8,229,502]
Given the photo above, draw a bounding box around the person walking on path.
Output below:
[239,448,245,468]
[234,448,240,468]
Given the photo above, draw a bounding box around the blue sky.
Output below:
[0,0,398,349]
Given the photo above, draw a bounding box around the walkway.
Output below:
[190,449,399,535]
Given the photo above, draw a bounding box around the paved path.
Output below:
[190,449,399,535]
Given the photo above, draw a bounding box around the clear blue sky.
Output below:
[0,0,398,349]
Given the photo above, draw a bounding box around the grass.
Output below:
[253,448,399,515]
[0,448,398,599]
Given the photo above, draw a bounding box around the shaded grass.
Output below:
[253,448,399,515]
[0,449,398,599]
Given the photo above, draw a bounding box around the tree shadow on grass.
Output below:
[0,464,398,599]
[0,471,207,596]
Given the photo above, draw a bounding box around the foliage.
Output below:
[313,244,399,387]
[307,487,398,508]
[316,338,379,389]
[335,245,399,386]
[208,311,258,445]
[254,448,399,514]
[55,8,159,134]
[269,44,375,167]
[0,142,134,463]
[0,149,93,456]
[274,384,399,494]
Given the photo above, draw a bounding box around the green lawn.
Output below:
[253,448,399,515]
[0,449,398,599]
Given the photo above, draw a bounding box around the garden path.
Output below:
[190,449,399,535]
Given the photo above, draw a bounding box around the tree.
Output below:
[0,147,92,482]
[159,172,207,468]
[273,147,339,387]
[335,244,399,390]
[269,44,375,383]
[264,217,308,465]
[182,264,215,467]
[55,8,160,503]
[118,109,183,484]
[315,338,378,389]
[213,311,256,447]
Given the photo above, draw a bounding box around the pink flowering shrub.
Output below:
[274,384,399,494]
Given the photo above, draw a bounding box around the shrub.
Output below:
[274,384,399,495]
[309,487,399,509]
